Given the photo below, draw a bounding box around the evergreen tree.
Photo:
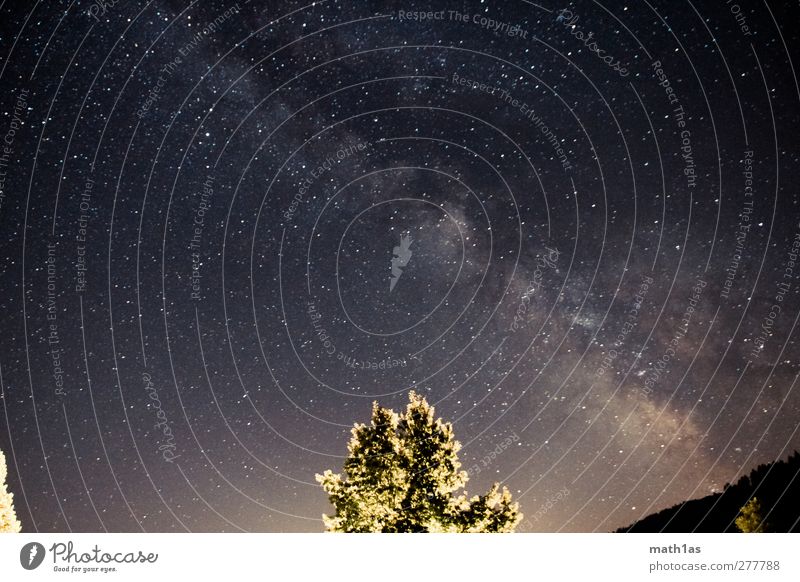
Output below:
[736,497,766,533]
[316,391,521,532]
[0,447,21,533]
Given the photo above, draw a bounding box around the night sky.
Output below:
[1,0,799,533]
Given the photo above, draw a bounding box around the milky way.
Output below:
[0,0,798,532]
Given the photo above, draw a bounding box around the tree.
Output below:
[316,391,522,532]
[0,447,22,533]
[736,497,766,533]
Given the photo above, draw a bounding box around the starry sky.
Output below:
[0,0,799,533]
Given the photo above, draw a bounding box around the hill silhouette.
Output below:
[617,451,800,532]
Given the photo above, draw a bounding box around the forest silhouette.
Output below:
[617,451,800,532]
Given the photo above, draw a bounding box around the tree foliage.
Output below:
[316,391,521,532]
[735,497,766,533]
[0,448,21,533]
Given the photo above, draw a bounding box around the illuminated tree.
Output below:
[0,447,22,533]
[736,497,766,533]
[316,391,521,532]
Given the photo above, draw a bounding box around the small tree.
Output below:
[316,391,521,532]
[0,447,22,533]
[735,497,766,533]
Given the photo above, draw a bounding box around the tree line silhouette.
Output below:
[617,451,800,532]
